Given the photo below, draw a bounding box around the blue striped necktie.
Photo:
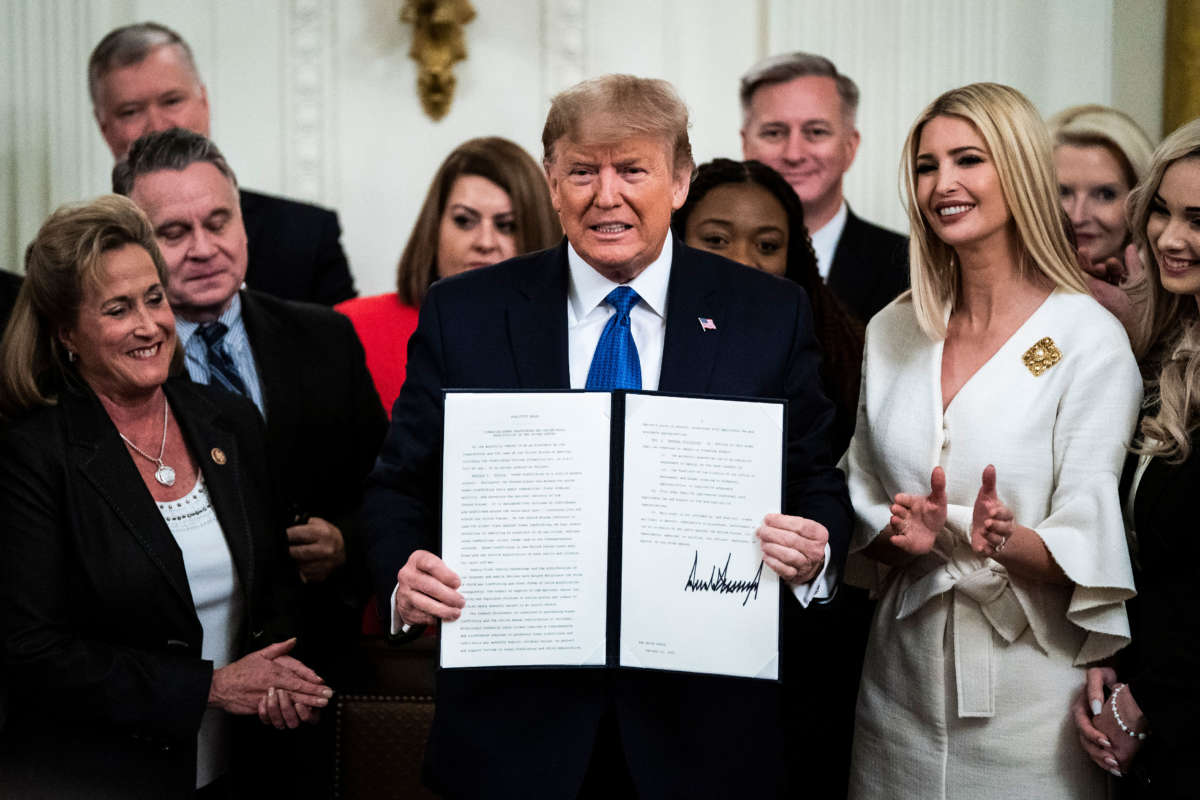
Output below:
[197,321,248,396]
[585,286,642,391]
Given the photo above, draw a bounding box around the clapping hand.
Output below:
[970,465,1014,557]
[887,467,948,555]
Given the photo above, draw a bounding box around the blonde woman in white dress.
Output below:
[845,83,1142,799]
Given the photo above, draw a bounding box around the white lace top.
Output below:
[158,475,244,789]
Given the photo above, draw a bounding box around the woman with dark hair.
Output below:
[1071,117,1200,798]
[337,137,561,416]
[0,195,326,797]
[673,159,868,798]
[672,158,864,455]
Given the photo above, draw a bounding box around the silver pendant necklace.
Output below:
[118,396,176,487]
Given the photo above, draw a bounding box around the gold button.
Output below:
[211,447,227,465]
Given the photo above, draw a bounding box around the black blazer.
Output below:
[364,238,852,798]
[237,290,387,680]
[239,189,357,306]
[1120,439,1200,797]
[827,208,909,324]
[0,378,299,798]
[0,270,21,332]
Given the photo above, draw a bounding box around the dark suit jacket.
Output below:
[0,270,21,332]
[238,290,387,681]
[1119,440,1200,798]
[0,378,299,798]
[239,189,357,306]
[827,208,909,323]
[364,238,852,799]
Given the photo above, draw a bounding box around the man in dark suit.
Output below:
[89,21,356,306]
[113,129,386,690]
[741,52,908,323]
[365,74,851,799]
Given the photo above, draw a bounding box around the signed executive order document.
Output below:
[440,391,782,681]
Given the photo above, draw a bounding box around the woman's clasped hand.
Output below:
[207,637,331,729]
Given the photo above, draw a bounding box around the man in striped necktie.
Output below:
[114,127,387,795]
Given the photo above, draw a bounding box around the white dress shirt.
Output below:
[175,293,266,417]
[809,200,848,282]
[566,232,672,389]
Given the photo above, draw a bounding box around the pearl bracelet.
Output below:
[1110,684,1148,741]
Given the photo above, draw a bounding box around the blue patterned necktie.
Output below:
[197,321,248,396]
[585,286,642,391]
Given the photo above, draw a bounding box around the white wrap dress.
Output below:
[845,289,1142,799]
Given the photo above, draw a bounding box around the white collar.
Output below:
[174,292,243,348]
[809,200,849,280]
[567,229,673,323]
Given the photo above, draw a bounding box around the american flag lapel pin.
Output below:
[697,317,717,332]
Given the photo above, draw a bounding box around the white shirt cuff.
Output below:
[388,584,412,635]
[790,543,835,607]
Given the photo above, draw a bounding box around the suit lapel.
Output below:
[239,290,298,429]
[166,382,256,605]
[826,208,864,311]
[64,388,196,619]
[508,243,571,388]
[659,239,724,394]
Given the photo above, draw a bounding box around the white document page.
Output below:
[619,394,782,679]
[440,392,610,668]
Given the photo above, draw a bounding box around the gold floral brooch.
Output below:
[1022,337,1061,376]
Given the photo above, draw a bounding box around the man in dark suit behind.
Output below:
[741,51,908,323]
[113,129,385,682]
[89,21,356,306]
[365,74,851,799]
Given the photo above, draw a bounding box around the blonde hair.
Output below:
[542,74,694,176]
[0,195,171,419]
[396,137,561,306]
[901,83,1089,340]
[1047,104,1155,189]
[1126,118,1200,462]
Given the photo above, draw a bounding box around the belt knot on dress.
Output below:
[896,560,1028,717]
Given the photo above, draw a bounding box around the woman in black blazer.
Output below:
[0,196,328,798]
[1071,118,1200,798]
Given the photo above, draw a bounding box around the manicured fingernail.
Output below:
[1109,768,1122,777]
[1090,699,1102,716]
[315,697,328,706]
[1099,737,1112,748]
[322,687,333,698]
[1104,757,1118,768]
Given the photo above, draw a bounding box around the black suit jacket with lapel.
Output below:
[364,238,852,799]
[0,270,20,332]
[237,290,387,679]
[827,207,909,324]
[0,377,299,797]
[1119,440,1200,794]
[239,188,357,307]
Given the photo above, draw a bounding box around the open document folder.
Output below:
[439,390,783,681]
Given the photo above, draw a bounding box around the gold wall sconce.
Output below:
[400,0,477,121]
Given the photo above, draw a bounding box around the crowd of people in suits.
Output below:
[0,17,1195,800]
